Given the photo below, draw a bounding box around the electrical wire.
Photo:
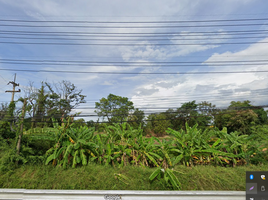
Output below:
[0,29,268,35]
[1,31,268,37]
[1,35,268,41]
[1,40,268,45]
[0,23,266,28]
[0,68,267,74]
[1,105,266,124]
[2,58,268,63]
[2,88,266,104]
[1,17,268,23]
[1,62,268,67]
[1,59,268,67]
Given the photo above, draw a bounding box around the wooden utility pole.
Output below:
[16,98,27,156]
[5,73,20,102]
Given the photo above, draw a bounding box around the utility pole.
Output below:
[5,73,20,102]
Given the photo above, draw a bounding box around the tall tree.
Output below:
[95,94,134,123]
[145,113,171,136]
[163,101,214,130]
[35,83,48,127]
[163,108,179,130]
[214,100,260,134]
[175,101,203,129]
[197,101,217,126]
[0,102,16,139]
[45,80,86,119]
[127,108,145,129]
[19,80,85,128]
[228,100,267,125]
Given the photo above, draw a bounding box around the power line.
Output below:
[0,29,267,35]
[1,35,267,41]
[1,59,268,67]
[1,61,268,68]
[0,68,267,74]
[1,62,267,67]
[1,54,267,59]
[1,40,268,46]
[82,91,268,102]
[1,31,268,37]
[1,17,268,23]
[0,23,266,29]
[2,58,268,63]
[1,105,266,124]
[3,87,267,103]
[2,91,266,103]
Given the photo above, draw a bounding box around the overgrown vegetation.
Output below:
[2,163,267,190]
[0,85,267,190]
[1,119,267,190]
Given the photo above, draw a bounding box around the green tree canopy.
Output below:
[95,94,134,123]
[145,113,171,136]
[127,108,145,129]
[18,80,86,128]
[45,80,86,118]
[0,102,16,139]
[214,100,262,134]
[170,101,213,130]
[228,100,267,125]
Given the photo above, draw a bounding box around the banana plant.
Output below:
[105,122,142,143]
[114,173,130,185]
[153,137,174,168]
[45,118,70,166]
[45,124,98,168]
[131,135,161,167]
[89,134,108,164]
[149,167,182,190]
[166,123,206,166]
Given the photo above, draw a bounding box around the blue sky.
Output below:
[0,0,268,121]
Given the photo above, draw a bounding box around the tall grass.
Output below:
[0,163,267,190]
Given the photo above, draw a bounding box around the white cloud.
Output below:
[0,0,267,115]
[130,37,268,109]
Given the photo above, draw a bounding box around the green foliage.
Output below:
[22,128,57,156]
[149,167,182,189]
[164,101,215,131]
[166,123,206,167]
[166,123,253,167]
[215,100,267,134]
[0,102,16,139]
[146,113,171,136]
[19,81,86,129]
[114,173,130,185]
[2,117,268,191]
[246,125,268,165]
[71,118,86,129]
[214,109,258,134]
[95,93,134,123]
[45,119,98,169]
[45,80,86,118]
[127,108,145,130]
[0,121,16,139]
[0,138,29,172]
[86,120,95,127]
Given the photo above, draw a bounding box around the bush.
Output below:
[0,122,16,139]
[146,114,171,136]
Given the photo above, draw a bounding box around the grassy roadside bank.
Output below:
[1,164,267,190]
